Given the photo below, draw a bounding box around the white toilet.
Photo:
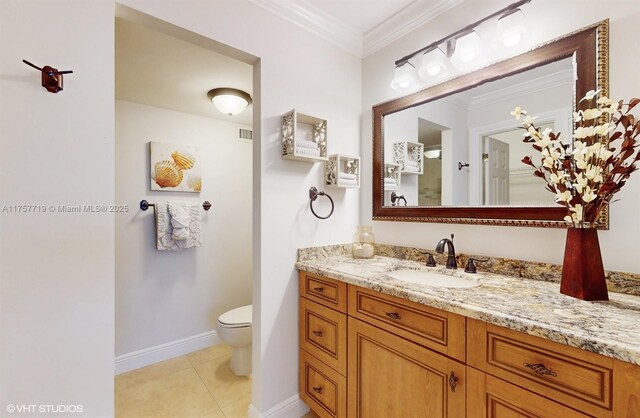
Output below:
[217,304,252,376]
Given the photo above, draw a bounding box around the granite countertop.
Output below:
[296,254,640,365]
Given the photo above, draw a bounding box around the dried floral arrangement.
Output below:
[512,90,640,227]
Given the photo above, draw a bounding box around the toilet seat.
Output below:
[218,305,252,328]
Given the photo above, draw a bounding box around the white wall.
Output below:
[115,100,252,356]
[362,0,640,273]
[117,1,362,414]
[0,0,115,416]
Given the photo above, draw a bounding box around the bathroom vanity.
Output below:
[297,254,640,418]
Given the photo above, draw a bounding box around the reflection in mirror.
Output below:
[383,57,573,207]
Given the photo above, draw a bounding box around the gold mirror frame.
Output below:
[372,20,609,228]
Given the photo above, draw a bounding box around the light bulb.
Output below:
[390,62,417,92]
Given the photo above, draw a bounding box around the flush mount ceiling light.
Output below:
[390,0,530,92]
[207,88,252,116]
[424,149,442,159]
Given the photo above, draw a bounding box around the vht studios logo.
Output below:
[6,404,84,414]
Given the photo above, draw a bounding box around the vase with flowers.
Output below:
[513,90,640,300]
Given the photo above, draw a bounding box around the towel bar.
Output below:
[140,200,211,211]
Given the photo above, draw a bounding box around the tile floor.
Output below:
[115,344,250,418]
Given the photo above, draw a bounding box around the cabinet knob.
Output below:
[449,371,458,392]
[312,330,323,337]
[523,362,557,377]
[312,386,323,394]
[312,287,324,293]
[385,312,402,320]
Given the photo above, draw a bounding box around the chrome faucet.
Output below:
[435,234,457,269]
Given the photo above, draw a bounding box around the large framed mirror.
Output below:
[372,20,608,228]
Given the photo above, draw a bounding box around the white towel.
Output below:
[403,165,420,173]
[404,160,420,167]
[155,202,202,251]
[296,147,320,157]
[168,201,191,240]
[340,178,358,185]
[384,178,397,184]
[339,173,357,180]
[296,140,319,149]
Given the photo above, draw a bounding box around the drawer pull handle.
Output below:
[385,312,402,320]
[449,371,458,392]
[312,386,323,394]
[524,362,558,377]
[312,330,323,337]
[312,287,324,293]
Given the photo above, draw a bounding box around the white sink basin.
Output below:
[387,269,479,288]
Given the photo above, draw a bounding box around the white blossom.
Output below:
[580,89,600,102]
[574,174,589,193]
[511,106,526,119]
[573,111,583,123]
[585,166,603,183]
[582,108,602,121]
[582,186,597,203]
[573,126,594,139]
[555,190,573,203]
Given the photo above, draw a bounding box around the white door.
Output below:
[484,137,510,205]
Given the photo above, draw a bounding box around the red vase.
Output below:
[560,228,609,301]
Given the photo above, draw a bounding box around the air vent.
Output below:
[239,129,253,141]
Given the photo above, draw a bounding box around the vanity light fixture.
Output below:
[207,88,252,116]
[418,47,448,79]
[389,62,418,92]
[495,8,528,48]
[390,0,530,91]
[450,30,482,69]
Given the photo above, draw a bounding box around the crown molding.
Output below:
[247,0,363,57]
[467,68,573,108]
[363,0,464,57]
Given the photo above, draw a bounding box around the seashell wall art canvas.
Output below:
[150,142,201,192]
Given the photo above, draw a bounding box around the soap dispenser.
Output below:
[352,225,375,259]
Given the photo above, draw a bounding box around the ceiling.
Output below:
[247,0,464,57]
[115,18,253,125]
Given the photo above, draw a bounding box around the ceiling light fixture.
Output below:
[390,0,530,92]
[207,88,252,116]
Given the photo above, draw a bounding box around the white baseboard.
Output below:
[115,330,220,375]
[248,395,308,418]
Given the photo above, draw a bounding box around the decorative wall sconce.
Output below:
[207,88,252,115]
[23,59,74,93]
[390,0,530,92]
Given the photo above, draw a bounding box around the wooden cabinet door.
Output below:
[467,366,591,418]
[348,317,465,418]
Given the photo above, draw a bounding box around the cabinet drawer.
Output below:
[300,271,347,313]
[299,350,347,418]
[467,367,591,418]
[299,297,347,376]
[468,319,613,417]
[348,285,465,361]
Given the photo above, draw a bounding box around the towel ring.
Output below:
[309,187,334,220]
[390,192,407,206]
